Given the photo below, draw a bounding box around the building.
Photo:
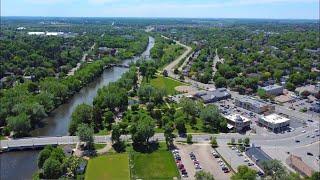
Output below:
[295,85,320,96]
[224,114,251,132]
[235,96,275,114]
[198,88,231,103]
[245,144,272,169]
[28,32,45,35]
[258,114,290,132]
[286,154,314,177]
[261,84,284,96]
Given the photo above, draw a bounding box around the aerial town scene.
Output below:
[0,0,319,180]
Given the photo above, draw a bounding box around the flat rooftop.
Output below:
[261,84,283,91]
[237,96,271,108]
[260,113,290,124]
[225,114,250,123]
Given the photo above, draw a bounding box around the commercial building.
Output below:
[261,84,284,96]
[198,88,231,103]
[235,96,275,114]
[245,144,272,169]
[286,154,314,177]
[258,114,290,133]
[224,114,251,132]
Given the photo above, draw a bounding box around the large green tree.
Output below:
[231,165,256,180]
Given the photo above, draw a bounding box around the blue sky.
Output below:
[1,0,319,19]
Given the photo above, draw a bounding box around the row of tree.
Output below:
[0,57,117,137]
[68,66,138,135]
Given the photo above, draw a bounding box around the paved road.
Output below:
[162,35,192,74]
[67,42,96,76]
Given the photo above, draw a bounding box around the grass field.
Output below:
[85,154,130,180]
[130,143,180,179]
[149,75,184,95]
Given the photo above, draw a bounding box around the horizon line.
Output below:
[1,16,319,21]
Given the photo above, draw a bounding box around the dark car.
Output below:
[257,171,264,177]
[307,152,314,156]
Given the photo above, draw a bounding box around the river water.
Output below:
[0,36,154,180]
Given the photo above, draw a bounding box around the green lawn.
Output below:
[85,154,130,180]
[130,143,180,179]
[149,75,185,95]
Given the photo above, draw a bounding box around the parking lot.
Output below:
[174,143,232,180]
[215,142,262,174]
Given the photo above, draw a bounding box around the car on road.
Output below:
[248,162,254,166]
[295,140,300,143]
[257,171,264,177]
[307,152,313,156]
[302,130,306,133]
[315,129,319,132]
[244,158,249,162]
[307,119,314,123]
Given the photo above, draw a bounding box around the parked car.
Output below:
[244,158,249,162]
[248,162,254,166]
[257,171,264,177]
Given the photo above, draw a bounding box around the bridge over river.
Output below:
[0,134,214,152]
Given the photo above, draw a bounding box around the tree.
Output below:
[210,136,218,148]
[42,158,62,179]
[244,137,250,146]
[130,117,155,145]
[103,110,114,130]
[230,138,235,144]
[238,138,243,144]
[69,104,93,135]
[195,171,214,180]
[164,122,175,149]
[50,147,65,163]
[261,160,287,180]
[231,165,256,180]
[215,76,227,88]
[38,146,53,168]
[76,123,94,150]
[200,105,225,133]
[187,134,193,144]
[111,124,121,144]
[307,172,320,180]
[175,117,186,134]
[62,156,81,178]
[7,113,31,136]
[180,97,199,120]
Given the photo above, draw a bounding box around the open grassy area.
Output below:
[85,154,130,180]
[130,143,179,179]
[149,75,185,95]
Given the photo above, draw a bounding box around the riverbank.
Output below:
[0,36,155,180]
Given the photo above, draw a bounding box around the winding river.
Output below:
[0,36,155,180]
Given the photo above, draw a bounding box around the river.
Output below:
[0,36,154,180]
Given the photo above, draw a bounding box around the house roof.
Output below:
[246,145,272,164]
[287,154,314,177]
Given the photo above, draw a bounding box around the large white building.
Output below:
[258,114,290,132]
[225,114,251,132]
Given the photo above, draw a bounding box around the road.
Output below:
[162,35,216,90]
[67,42,96,76]
[162,35,192,75]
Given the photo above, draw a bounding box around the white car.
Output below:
[302,130,306,133]
[315,129,319,132]
[244,158,249,162]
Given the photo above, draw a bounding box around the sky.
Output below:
[1,0,319,19]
